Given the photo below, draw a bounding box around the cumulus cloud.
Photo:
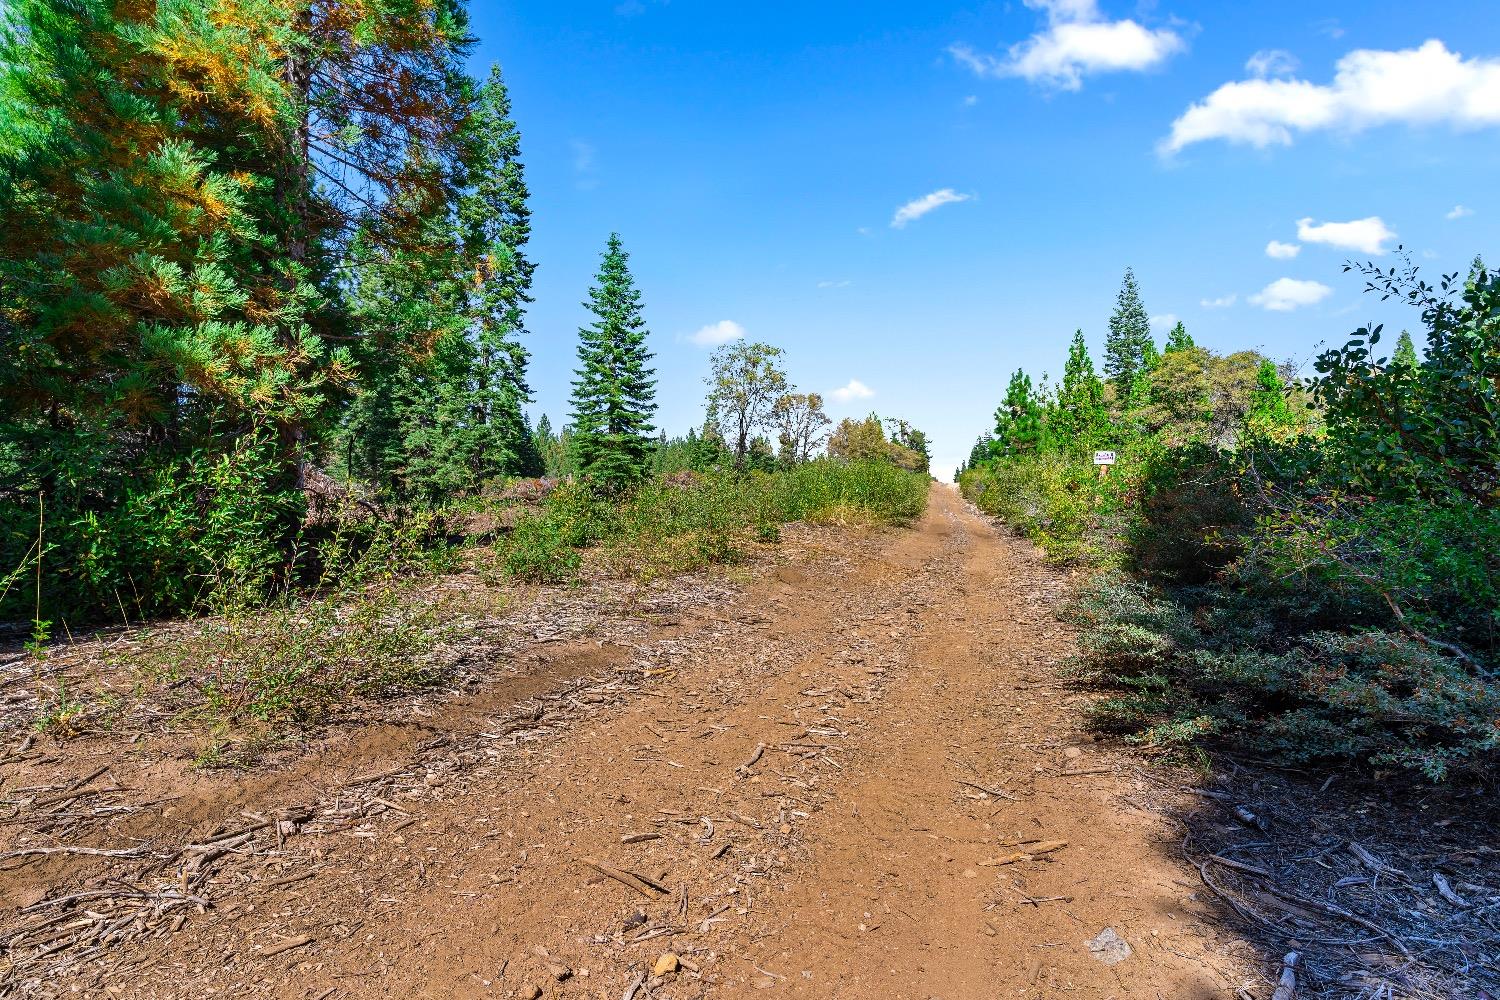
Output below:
[1246,49,1298,78]
[1250,278,1333,312]
[1297,216,1396,254]
[1266,240,1302,259]
[1150,313,1179,331]
[891,188,972,228]
[1162,40,1500,154]
[1447,204,1474,220]
[831,379,875,403]
[1200,294,1237,308]
[688,320,745,347]
[948,0,1184,92]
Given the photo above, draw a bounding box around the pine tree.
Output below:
[1164,321,1195,354]
[993,370,1044,457]
[569,235,658,488]
[1053,330,1109,452]
[1391,331,1419,371]
[1104,268,1155,401]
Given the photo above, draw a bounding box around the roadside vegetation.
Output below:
[0,0,930,756]
[960,259,1498,780]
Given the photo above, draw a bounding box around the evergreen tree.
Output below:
[1391,330,1419,370]
[1164,321,1195,354]
[960,434,995,476]
[1052,330,1109,452]
[568,235,658,488]
[452,65,538,480]
[1104,268,1155,401]
[337,66,537,497]
[1246,358,1293,435]
[993,370,1044,457]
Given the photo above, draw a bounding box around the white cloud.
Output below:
[963,94,979,107]
[688,320,745,347]
[817,279,852,289]
[1163,40,1500,154]
[949,0,1184,92]
[1246,49,1298,78]
[1447,204,1474,220]
[1150,313,1179,331]
[1266,240,1302,259]
[891,188,972,228]
[1250,278,1333,311]
[1297,216,1396,254]
[830,379,875,403]
[1200,294,1237,308]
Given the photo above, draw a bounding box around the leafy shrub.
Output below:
[1129,443,1250,583]
[1,429,301,625]
[489,459,928,583]
[503,514,584,583]
[959,452,1120,564]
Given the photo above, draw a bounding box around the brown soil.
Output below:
[1,486,1266,998]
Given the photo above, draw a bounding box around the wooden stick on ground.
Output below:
[579,858,669,898]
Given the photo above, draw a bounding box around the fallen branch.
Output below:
[580,858,669,898]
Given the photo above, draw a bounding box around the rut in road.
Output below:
[9,486,1260,999]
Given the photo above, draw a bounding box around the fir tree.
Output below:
[1164,321,1195,354]
[1104,268,1155,401]
[569,235,658,488]
[1053,330,1109,452]
[453,65,538,480]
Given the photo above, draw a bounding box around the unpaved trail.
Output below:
[4,485,1260,999]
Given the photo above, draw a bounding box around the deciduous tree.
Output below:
[704,342,788,468]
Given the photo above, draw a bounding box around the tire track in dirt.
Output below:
[6,485,1262,999]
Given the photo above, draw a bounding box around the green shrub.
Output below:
[959,453,1118,564]
[489,459,928,583]
[503,514,584,583]
[1068,573,1500,780]
[1,429,302,625]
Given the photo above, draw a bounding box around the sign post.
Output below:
[1093,450,1116,478]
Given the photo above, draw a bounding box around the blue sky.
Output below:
[466,1,1500,478]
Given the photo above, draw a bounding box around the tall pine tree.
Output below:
[1104,268,1155,402]
[569,235,658,488]
[1053,330,1109,452]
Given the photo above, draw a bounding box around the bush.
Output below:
[489,459,929,582]
[1,429,302,625]
[1068,573,1500,780]
[959,452,1120,564]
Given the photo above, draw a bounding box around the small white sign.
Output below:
[1093,451,1117,466]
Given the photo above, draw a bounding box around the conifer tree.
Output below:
[569,235,658,488]
[1164,321,1195,354]
[1053,331,1109,452]
[453,65,538,479]
[1247,359,1294,436]
[993,370,1044,457]
[1391,330,1419,370]
[1104,268,1155,400]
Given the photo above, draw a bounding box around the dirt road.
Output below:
[3,485,1262,998]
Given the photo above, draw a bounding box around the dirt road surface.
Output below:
[3,485,1263,998]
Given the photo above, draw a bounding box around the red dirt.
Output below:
[1,485,1263,999]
